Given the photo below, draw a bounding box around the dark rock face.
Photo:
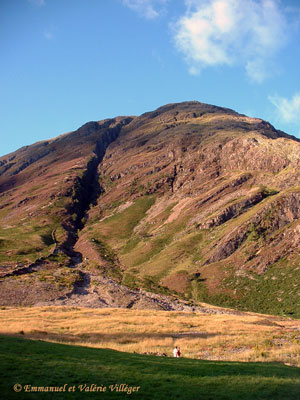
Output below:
[199,190,265,229]
[61,118,133,255]
[0,101,300,315]
[207,192,300,264]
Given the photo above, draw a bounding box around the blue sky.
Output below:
[1,0,300,156]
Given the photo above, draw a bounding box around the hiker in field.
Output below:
[177,347,181,357]
[173,346,179,357]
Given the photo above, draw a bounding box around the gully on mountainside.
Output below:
[60,119,133,262]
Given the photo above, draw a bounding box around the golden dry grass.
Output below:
[0,306,300,367]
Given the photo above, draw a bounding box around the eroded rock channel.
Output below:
[60,118,132,259]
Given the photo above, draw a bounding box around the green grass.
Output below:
[1,335,300,399]
[218,257,300,318]
[121,236,141,254]
[0,215,61,263]
[175,249,300,319]
[121,217,190,268]
[91,196,156,244]
[90,238,117,265]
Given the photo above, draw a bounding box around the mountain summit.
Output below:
[1,101,300,316]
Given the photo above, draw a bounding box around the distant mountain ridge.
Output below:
[0,101,300,316]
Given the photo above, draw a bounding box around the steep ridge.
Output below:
[0,101,300,316]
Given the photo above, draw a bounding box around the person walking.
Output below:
[173,346,179,357]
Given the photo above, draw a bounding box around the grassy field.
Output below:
[1,334,300,400]
[1,306,300,367]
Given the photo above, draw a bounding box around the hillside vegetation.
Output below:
[0,102,300,316]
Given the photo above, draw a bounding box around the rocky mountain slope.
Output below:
[1,101,300,316]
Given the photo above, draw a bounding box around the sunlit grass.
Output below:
[1,306,299,367]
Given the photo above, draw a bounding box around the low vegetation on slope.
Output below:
[1,335,300,400]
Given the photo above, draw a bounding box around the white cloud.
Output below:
[174,0,289,82]
[246,59,267,84]
[269,93,300,124]
[28,0,45,6]
[122,0,167,19]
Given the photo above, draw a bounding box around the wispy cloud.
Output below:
[269,93,300,124]
[28,0,45,6]
[152,49,165,67]
[174,0,290,82]
[122,0,167,19]
[43,30,53,40]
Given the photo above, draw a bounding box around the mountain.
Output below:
[1,101,300,316]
